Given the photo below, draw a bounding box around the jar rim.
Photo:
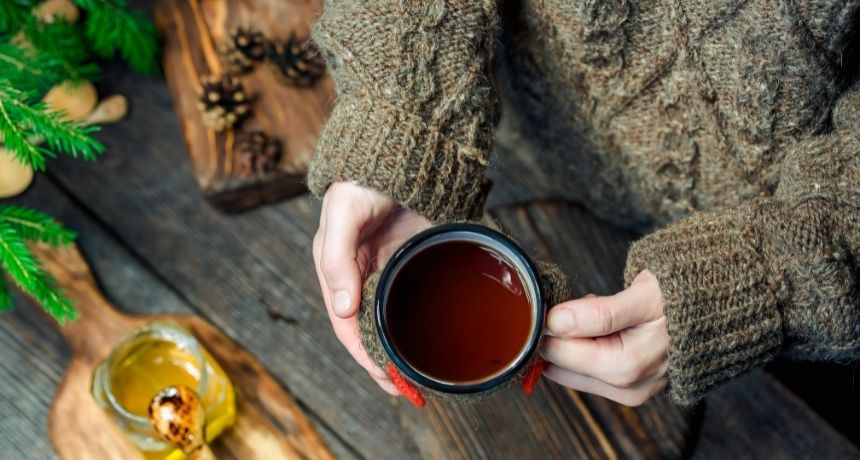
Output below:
[97,320,209,430]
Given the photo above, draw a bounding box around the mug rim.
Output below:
[374,223,545,394]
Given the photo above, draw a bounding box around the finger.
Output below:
[320,198,365,318]
[314,233,398,395]
[368,208,433,268]
[374,375,400,396]
[542,334,665,388]
[617,316,670,369]
[541,336,606,379]
[543,317,670,388]
[544,364,667,407]
[333,316,399,395]
[547,282,662,338]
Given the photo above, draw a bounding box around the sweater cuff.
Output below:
[624,208,784,405]
[307,96,491,223]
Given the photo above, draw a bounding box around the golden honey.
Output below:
[93,321,235,459]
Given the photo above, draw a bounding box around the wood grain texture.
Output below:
[4,177,857,459]
[691,373,860,460]
[29,44,858,456]
[40,53,702,456]
[31,242,333,460]
[0,296,68,460]
[0,2,851,454]
[5,178,358,460]
[153,0,333,212]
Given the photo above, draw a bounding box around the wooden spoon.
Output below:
[43,81,98,122]
[149,386,215,460]
[81,95,128,126]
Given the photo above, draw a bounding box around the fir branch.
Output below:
[0,205,76,245]
[0,41,97,98]
[76,0,159,74]
[20,100,104,158]
[0,0,31,35]
[23,18,101,84]
[0,81,104,170]
[0,221,76,322]
[0,276,12,312]
[0,42,54,93]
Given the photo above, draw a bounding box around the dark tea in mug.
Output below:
[375,224,544,393]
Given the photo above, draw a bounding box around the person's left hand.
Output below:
[542,270,669,406]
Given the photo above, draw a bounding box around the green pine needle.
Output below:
[0,205,77,246]
[0,221,76,322]
[0,0,31,35]
[0,81,105,170]
[0,277,12,312]
[0,0,159,323]
[23,18,102,84]
[0,42,56,94]
[76,0,160,74]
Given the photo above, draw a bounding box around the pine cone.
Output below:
[219,27,266,74]
[266,33,325,86]
[198,74,251,132]
[235,130,282,178]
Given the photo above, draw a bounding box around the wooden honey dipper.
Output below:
[149,386,214,460]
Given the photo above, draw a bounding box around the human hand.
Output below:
[312,182,431,395]
[542,270,669,406]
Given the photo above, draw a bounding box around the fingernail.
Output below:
[332,290,351,316]
[549,309,574,334]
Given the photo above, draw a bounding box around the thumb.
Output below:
[320,200,364,318]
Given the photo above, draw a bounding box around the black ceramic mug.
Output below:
[357,223,569,403]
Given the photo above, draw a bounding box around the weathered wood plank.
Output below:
[153,0,334,211]
[30,242,334,460]
[0,298,67,460]
[41,54,699,457]
[42,60,420,458]
[692,371,860,460]
[3,178,358,460]
[4,177,857,459]
[0,0,849,454]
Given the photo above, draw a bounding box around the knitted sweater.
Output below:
[307,0,860,405]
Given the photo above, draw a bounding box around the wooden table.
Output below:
[2,23,858,460]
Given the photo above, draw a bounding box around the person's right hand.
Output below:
[312,182,431,395]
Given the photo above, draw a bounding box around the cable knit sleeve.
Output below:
[307,0,499,223]
[625,88,860,406]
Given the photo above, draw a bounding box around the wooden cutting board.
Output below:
[153,0,333,212]
[31,243,334,460]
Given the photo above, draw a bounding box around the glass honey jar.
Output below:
[92,320,236,459]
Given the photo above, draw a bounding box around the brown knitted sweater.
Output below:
[307,0,860,405]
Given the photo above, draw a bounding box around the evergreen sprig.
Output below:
[0,277,11,313]
[0,206,77,245]
[0,42,57,94]
[24,18,101,84]
[0,0,159,321]
[0,81,104,170]
[76,0,160,74]
[0,0,33,35]
[0,217,76,322]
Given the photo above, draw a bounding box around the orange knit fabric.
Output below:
[387,363,426,408]
[522,358,546,395]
